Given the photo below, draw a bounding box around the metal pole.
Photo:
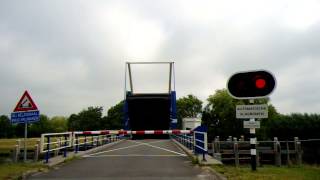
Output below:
[84,135,87,150]
[124,62,128,99]
[193,132,196,155]
[202,152,206,161]
[75,134,79,153]
[169,63,172,93]
[128,63,133,93]
[203,132,208,161]
[249,99,257,171]
[45,136,50,163]
[64,135,67,157]
[24,121,27,162]
[172,63,176,91]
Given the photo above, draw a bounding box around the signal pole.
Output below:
[227,70,276,171]
[249,99,257,171]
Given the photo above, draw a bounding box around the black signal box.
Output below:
[227,70,276,99]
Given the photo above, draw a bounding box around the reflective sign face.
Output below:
[227,70,276,99]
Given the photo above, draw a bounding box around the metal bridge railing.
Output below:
[40,129,194,163]
[194,131,208,153]
[40,132,73,163]
[171,130,208,161]
[171,133,194,151]
[40,132,124,163]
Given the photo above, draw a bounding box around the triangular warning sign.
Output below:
[13,91,38,112]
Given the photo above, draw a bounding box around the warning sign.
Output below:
[13,91,38,112]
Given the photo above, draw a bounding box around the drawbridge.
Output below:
[123,62,177,138]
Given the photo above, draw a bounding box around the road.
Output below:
[30,139,216,180]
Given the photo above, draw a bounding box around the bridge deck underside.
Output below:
[127,94,171,139]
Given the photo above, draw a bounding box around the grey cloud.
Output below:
[1,1,320,116]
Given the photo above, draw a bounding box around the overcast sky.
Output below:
[1,0,320,117]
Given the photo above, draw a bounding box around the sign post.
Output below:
[24,120,27,162]
[249,99,257,171]
[11,91,39,162]
[227,70,276,171]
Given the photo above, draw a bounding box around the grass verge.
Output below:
[0,138,40,154]
[0,162,48,180]
[211,164,320,180]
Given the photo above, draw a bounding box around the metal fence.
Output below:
[40,132,124,163]
[171,133,194,151]
[171,131,208,159]
[210,136,320,166]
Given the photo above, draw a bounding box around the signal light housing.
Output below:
[227,70,276,99]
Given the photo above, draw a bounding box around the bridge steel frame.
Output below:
[123,62,178,130]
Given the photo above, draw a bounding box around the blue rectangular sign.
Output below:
[11,110,40,124]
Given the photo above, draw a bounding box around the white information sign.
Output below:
[244,121,260,129]
[236,104,268,119]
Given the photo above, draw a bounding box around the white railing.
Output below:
[171,130,208,157]
[40,131,124,163]
[171,133,194,151]
[40,132,73,153]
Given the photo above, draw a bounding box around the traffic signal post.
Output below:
[227,70,276,171]
[249,99,257,171]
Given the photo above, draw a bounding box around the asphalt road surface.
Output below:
[30,139,216,180]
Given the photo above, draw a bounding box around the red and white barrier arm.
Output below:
[74,130,192,135]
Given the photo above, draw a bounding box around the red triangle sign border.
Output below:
[13,90,38,112]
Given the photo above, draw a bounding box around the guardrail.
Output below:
[40,129,197,163]
[171,133,194,151]
[194,131,208,161]
[40,131,124,163]
[40,132,73,163]
[194,131,208,153]
[171,130,208,161]
[73,133,122,153]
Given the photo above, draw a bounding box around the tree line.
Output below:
[177,89,320,141]
[1,89,319,140]
[0,101,124,138]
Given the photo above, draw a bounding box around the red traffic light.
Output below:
[227,70,276,99]
[255,78,266,89]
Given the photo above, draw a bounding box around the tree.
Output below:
[29,114,51,137]
[265,113,320,140]
[67,107,104,131]
[176,94,203,128]
[0,115,13,138]
[203,89,279,141]
[103,101,124,129]
[67,114,79,131]
[50,116,68,133]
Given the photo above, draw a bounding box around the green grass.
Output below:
[0,162,48,180]
[212,164,320,180]
[0,138,40,153]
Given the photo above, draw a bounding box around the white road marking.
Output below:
[84,143,144,157]
[129,140,186,156]
[85,154,187,157]
[84,140,165,157]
